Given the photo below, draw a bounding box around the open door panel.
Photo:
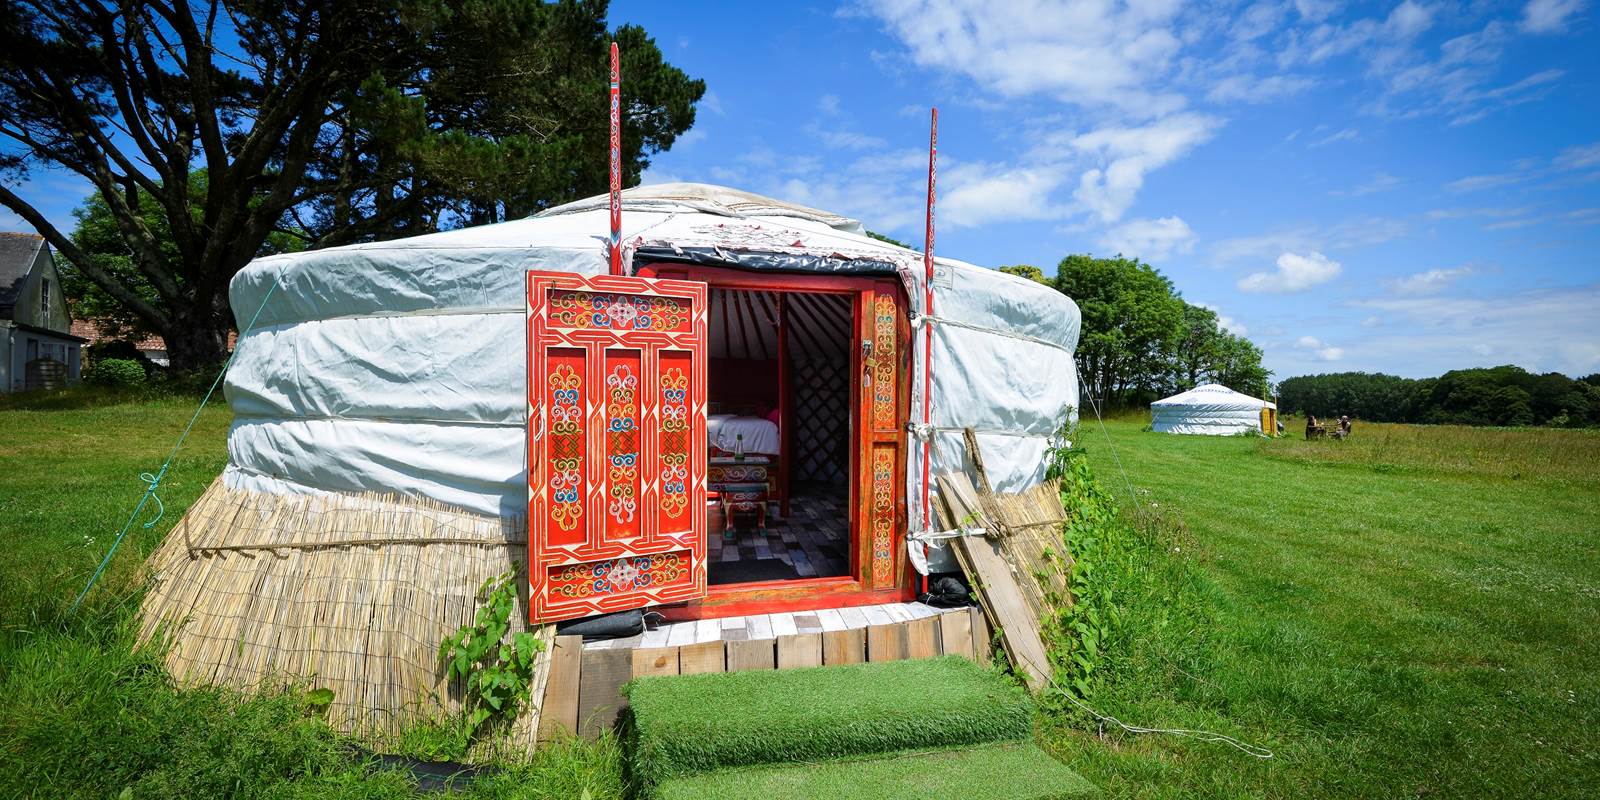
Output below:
[527,271,709,623]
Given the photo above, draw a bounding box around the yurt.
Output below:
[1150,383,1275,435]
[137,183,1081,736]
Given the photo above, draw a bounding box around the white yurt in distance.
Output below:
[1151,383,1274,435]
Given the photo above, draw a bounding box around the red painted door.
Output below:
[527,271,709,623]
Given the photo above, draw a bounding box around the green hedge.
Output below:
[83,357,146,388]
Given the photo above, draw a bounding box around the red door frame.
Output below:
[637,263,914,619]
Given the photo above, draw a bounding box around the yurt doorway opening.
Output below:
[640,264,913,619]
[705,286,852,586]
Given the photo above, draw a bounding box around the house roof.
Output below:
[0,232,47,320]
[69,319,237,353]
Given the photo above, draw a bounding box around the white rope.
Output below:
[1078,364,1141,510]
[908,526,985,542]
[914,311,1076,353]
[1053,680,1274,759]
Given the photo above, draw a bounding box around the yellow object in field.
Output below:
[1260,406,1276,434]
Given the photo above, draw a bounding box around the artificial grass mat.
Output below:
[656,742,1097,800]
[625,656,1034,787]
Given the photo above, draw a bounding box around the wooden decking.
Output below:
[584,600,957,650]
[537,603,993,742]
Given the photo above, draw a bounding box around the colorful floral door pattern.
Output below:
[527,272,708,623]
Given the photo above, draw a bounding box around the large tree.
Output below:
[0,0,703,370]
[1054,254,1187,406]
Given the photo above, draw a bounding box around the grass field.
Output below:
[1058,417,1600,798]
[1,393,1596,798]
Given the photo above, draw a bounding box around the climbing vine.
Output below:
[1040,423,1130,702]
[439,570,546,734]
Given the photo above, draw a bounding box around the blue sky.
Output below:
[609,0,1600,380]
[6,1,1596,381]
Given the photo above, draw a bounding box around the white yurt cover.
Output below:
[224,184,1081,572]
[1150,383,1273,435]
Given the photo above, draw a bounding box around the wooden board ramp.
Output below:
[932,428,1074,693]
[538,603,983,742]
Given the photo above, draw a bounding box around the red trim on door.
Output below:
[636,263,913,620]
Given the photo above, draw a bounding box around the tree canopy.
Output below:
[1,0,703,370]
[1005,255,1270,408]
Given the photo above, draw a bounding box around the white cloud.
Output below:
[1387,0,1437,38]
[700,92,725,116]
[1385,266,1475,295]
[1239,251,1343,293]
[1308,127,1359,147]
[813,128,889,150]
[1424,206,1534,220]
[818,94,842,115]
[1067,112,1222,222]
[1556,141,1600,170]
[1210,216,1409,264]
[1333,171,1401,196]
[1196,302,1248,336]
[674,128,707,148]
[1099,216,1196,262]
[1205,73,1315,104]
[1447,171,1526,193]
[940,162,1070,228]
[1521,0,1586,33]
[1446,140,1600,194]
[862,0,1189,114]
[1354,284,1600,376]
[639,168,683,186]
[1294,0,1339,23]
[1295,335,1346,361]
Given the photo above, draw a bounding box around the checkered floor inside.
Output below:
[707,482,850,582]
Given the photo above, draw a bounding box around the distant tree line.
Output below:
[1279,367,1600,428]
[1000,256,1270,408]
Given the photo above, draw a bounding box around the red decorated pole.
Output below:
[608,41,623,275]
[920,108,937,533]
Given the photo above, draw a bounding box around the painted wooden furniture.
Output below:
[708,455,776,506]
[717,481,769,536]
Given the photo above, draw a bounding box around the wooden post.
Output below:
[537,635,583,742]
[608,41,623,276]
[918,107,937,534]
[577,647,630,739]
[777,633,823,669]
[679,640,726,674]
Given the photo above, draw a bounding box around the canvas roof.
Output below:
[1152,383,1274,410]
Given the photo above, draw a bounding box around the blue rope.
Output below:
[70,279,280,615]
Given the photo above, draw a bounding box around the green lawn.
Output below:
[2,395,1596,798]
[1056,418,1600,799]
